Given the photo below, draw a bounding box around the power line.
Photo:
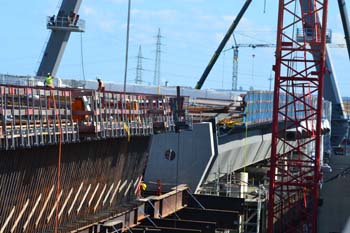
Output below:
[234,31,275,44]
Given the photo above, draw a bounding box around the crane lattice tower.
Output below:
[268,1,328,232]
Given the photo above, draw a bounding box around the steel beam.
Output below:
[132,227,201,233]
[171,207,239,230]
[140,218,216,233]
[187,194,245,213]
[195,0,252,89]
[338,0,350,61]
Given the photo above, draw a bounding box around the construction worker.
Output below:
[138,181,147,198]
[96,77,105,92]
[45,73,54,88]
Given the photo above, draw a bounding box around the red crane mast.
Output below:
[268,0,328,232]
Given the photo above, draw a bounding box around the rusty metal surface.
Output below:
[81,185,241,232]
[161,191,184,218]
[0,136,150,233]
[120,185,243,233]
[74,185,191,232]
[0,85,77,150]
[0,83,192,232]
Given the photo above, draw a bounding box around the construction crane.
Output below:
[229,39,344,91]
[230,35,275,91]
[192,0,345,231]
[338,0,350,60]
[268,1,328,233]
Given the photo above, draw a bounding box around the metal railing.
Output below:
[296,28,332,43]
[0,85,77,150]
[47,16,85,32]
[0,81,190,150]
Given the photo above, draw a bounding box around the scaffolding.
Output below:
[0,82,191,150]
[0,85,77,150]
[197,172,267,233]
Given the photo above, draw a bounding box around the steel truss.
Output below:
[268,0,328,232]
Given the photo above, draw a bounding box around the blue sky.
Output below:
[0,0,349,95]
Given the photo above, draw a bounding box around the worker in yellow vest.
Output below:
[45,73,54,88]
[136,181,147,198]
[141,181,147,192]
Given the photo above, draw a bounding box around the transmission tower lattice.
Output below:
[136,46,143,84]
[268,73,273,91]
[153,28,162,86]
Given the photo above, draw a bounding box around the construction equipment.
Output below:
[195,0,252,90]
[230,35,276,91]
[230,36,344,92]
[230,31,347,149]
[338,0,350,61]
[268,1,328,233]
[37,0,84,77]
